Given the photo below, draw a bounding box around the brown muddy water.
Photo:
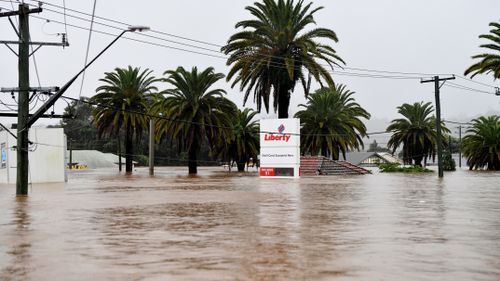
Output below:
[1,167,499,281]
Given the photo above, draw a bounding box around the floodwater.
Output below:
[1,167,500,281]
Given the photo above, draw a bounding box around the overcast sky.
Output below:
[1,0,499,140]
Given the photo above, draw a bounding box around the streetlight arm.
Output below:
[27,29,129,128]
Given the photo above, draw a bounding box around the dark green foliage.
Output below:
[216,108,260,172]
[151,66,236,174]
[464,21,500,80]
[222,0,344,118]
[442,151,456,171]
[379,162,433,173]
[59,97,102,150]
[57,98,220,167]
[91,66,159,173]
[387,102,450,167]
[462,115,500,170]
[294,85,370,160]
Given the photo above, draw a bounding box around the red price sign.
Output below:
[259,167,275,176]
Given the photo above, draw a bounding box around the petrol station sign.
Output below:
[259,118,300,178]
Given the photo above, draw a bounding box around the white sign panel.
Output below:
[260,147,300,165]
[260,118,300,178]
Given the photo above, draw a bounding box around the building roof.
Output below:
[341,152,402,165]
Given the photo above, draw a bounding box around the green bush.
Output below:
[443,151,456,171]
[134,155,149,166]
[379,162,433,173]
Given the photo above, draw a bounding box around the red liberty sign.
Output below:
[264,124,291,142]
[264,133,291,142]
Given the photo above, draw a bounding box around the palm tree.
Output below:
[386,102,450,167]
[462,115,500,170]
[294,85,370,160]
[464,21,500,79]
[222,108,260,172]
[92,66,158,173]
[222,0,344,118]
[151,66,236,174]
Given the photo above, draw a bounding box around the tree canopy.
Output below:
[222,0,344,118]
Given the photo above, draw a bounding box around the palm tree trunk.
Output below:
[188,138,198,174]
[125,123,133,173]
[413,155,423,167]
[321,142,328,158]
[117,132,122,172]
[236,156,246,172]
[277,86,291,119]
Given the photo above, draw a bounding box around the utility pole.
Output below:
[117,133,122,172]
[421,75,455,178]
[149,119,155,176]
[68,139,73,169]
[1,3,68,195]
[458,125,462,168]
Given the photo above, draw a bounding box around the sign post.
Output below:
[259,118,300,178]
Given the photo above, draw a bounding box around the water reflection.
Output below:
[1,197,32,280]
[0,168,499,280]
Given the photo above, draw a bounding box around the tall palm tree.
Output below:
[464,21,500,80]
[386,102,450,167]
[222,108,260,172]
[462,115,500,170]
[294,85,370,160]
[92,66,158,173]
[222,0,344,118]
[151,66,236,174]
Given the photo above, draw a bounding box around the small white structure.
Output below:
[0,127,67,184]
[67,150,133,169]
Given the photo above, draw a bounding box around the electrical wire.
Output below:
[77,0,97,99]
[23,0,464,79]
[456,75,498,89]
[2,2,492,86]
[61,0,68,39]
[24,0,224,48]
[21,13,427,81]
[57,94,379,138]
[443,82,496,95]
[3,0,500,89]
[15,1,444,77]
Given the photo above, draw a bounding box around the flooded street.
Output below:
[1,167,500,280]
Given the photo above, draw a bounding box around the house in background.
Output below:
[0,127,67,184]
[341,152,402,167]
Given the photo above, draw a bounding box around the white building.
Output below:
[0,127,67,184]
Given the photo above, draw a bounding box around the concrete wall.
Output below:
[0,128,67,184]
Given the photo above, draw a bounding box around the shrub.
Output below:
[379,162,433,173]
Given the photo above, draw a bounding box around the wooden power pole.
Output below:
[421,75,455,178]
[149,119,155,176]
[458,125,462,168]
[0,4,67,195]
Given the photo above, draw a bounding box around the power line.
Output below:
[444,82,496,95]
[456,75,498,89]
[57,95,378,138]
[24,0,222,48]
[0,4,428,81]
[0,0,498,89]
[12,1,448,78]
[3,1,492,90]
[77,0,97,99]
